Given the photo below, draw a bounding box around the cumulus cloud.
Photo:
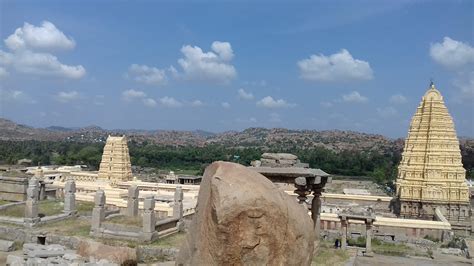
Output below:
[1,21,85,79]
[238,88,254,100]
[176,41,237,83]
[221,102,231,108]
[55,91,79,103]
[159,96,182,108]
[142,98,157,107]
[298,49,373,82]
[257,96,295,108]
[0,89,36,104]
[341,91,368,103]
[430,37,474,68]
[190,100,204,107]
[389,94,407,104]
[122,89,147,101]
[127,64,167,86]
[5,21,75,51]
[377,106,397,118]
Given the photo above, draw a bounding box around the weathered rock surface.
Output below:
[177,161,315,266]
[261,153,298,160]
[0,239,14,252]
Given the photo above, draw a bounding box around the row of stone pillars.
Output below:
[25,177,76,226]
[91,185,184,236]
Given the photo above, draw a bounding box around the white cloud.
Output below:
[55,91,79,103]
[249,117,257,123]
[142,98,157,107]
[389,94,407,104]
[127,64,167,86]
[159,96,182,108]
[0,67,8,79]
[0,50,85,79]
[257,96,295,108]
[1,21,85,79]
[0,89,36,104]
[320,101,333,108]
[5,21,75,51]
[122,89,146,101]
[298,49,373,82]
[430,37,474,68]
[341,91,368,103]
[190,100,204,107]
[238,88,254,100]
[221,102,231,108]
[176,41,237,83]
[377,106,397,118]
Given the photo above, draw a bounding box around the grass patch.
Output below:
[77,201,94,215]
[0,200,12,206]
[38,217,91,237]
[151,232,186,248]
[312,240,350,266]
[106,215,142,227]
[348,236,428,257]
[0,200,95,218]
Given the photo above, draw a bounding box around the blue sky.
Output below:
[1,0,473,138]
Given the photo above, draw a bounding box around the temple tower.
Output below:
[396,83,470,223]
[98,135,132,183]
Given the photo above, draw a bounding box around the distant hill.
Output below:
[0,118,472,154]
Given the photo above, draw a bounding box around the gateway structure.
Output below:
[396,83,470,224]
[98,135,132,183]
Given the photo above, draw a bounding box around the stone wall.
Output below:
[0,176,28,201]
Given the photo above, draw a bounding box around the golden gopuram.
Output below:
[97,135,133,183]
[396,83,470,225]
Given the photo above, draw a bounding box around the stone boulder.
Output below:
[177,161,315,266]
[261,153,298,161]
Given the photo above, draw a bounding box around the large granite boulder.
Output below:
[177,161,315,266]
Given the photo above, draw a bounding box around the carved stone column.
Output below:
[365,219,374,257]
[24,177,40,226]
[312,189,322,239]
[142,195,156,242]
[64,178,76,215]
[91,189,105,232]
[340,216,347,249]
[127,185,139,217]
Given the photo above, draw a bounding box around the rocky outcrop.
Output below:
[177,161,315,266]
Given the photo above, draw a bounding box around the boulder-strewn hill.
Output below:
[0,118,472,154]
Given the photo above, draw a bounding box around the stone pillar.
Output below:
[173,186,183,219]
[365,219,374,257]
[24,177,40,226]
[174,186,185,231]
[126,185,139,217]
[340,216,347,249]
[311,190,322,239]
[91,189,105,232]
[142,195,156,241]
[63,178,76,214]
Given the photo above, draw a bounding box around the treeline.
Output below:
[0,140,472,185]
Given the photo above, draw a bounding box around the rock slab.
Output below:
[0,239,14,252]
[177,161,315,266]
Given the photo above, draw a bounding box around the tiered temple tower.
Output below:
[396,83,470,223]
[98,135,132,183]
